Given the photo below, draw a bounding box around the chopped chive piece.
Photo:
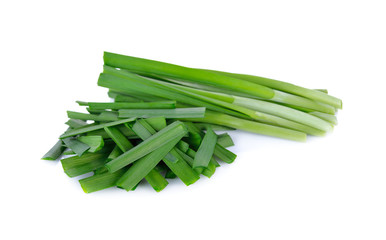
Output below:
[60,118,136,139]
[177,148,216,178]
[106,121,188,172]
[116,136,181,190]
[144,117,167,131]
[107,145,123,161]
[193,127,217,169]
[61,149,111,177]
[144,168,169,192]
[62,138,90,156]
[42,140,65,160]
[65,119,88,129]
[84,101,176,110]
[79,168,127,193]
[67,111,119,122]
[217,133,235,148]
[86,108,108,114]
[104,126,134,152]
[213,144,236,163]
[76,101,88,106]
[176,140,189,153]
[131,120,155,139]
[118,107,206,119]
[63,149,76,155]
[165,169,177,179]
[78,136,104,152]
[115,94,141,102]
[183,122,202,150]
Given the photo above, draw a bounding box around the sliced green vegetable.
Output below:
[42,140,65,160]
[79,168,127,193]
[165,169,177,179]
[104,126,134,152]
[60,118,136,139]
[83,101,176,110]
[67,111,118,122]
[177,148,216,178]
[213,144,236,163]
[62,138,90,156]
[144,117,166,130]
[217,133,235,148]
[78,136,104,152]
[65,119,88,129]
[144,168,169,192]
[106,121,188,172]
[193,127,217,169]
[116,136,181,190]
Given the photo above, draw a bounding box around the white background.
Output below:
[1,1,385,239]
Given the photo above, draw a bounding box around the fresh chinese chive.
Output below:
[86,124,137,139]
[309,112,338,125]
[77,136,104,153]
[143,117,166,131]
[61,149,111,177]
[67,111,119,122]
[62,149,75,155]
[86,108,110,114]
[176,148,216,178]
[176,140,189,153]
[103,126,134,152]
[79,168,128,193]
[144,168,169,192]
[60,118,136,139]
[62,138,90,156]
[193,127,218,169]
[195,123,235,131]
[65,119,88,129]
[42,140,65,160]
[105,121,188,172]
[131,121,200,185]
[118,107,205,119]
[217,133,235,148]
[213,144,236,164]
[116,136,181,190]
[183,122,202,150]
[130,120,155,139]
[82,101,176,110]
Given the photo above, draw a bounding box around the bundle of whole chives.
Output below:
[41,51,342,193]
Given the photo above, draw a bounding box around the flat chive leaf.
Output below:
[67,111,118,122]
[217,133,235,148]
[65,119,88,129]
[79,168,127,193]
[78,136,105,153]
[60,118,136,139]
[195,123,235,131]
[176,140,189,153]
[42,140,65,160]
[61,149,111,177]
[131,120,155,139]
[213,143,237,164]
[144,117,166,131]
[176,148,217,178]
[118,107,205,119]
[105,121,188,173]
[86,101,176,110]
[116,135,181,190]
[144,168,169,192]
[62,138,90,156]
[103,126,134,152]
[193,127,218,169]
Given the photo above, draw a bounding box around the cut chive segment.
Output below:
[105,121,188,172]
[42,140,65,160]
[61,149,111,177]
[79,168,127,193]
[78,136,104,152]
[62,138,90,156]
[193,127,218,169]
[103,126,134,152]
[116,136,181,190]
[67,111,119,122]
[118,107,206,119]
[178,148,217,178]
[144,168,169,192]
[144,117,167,130]
[65,119,88,129]
[165,169,177,179]
[60,118,136,139]
[213,144,236,164]
[217,133,235,148]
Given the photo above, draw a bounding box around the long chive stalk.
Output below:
[80,101,176,110]
[187,111,307,142]
[105,121,188,172]
[103,52,338,113]
[42,140,65,160]
[144,169,169,192]
[103,126,134,152]
[205,69,342,109]
[118,107,206,119]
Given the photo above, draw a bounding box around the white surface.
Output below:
[1,1,385,239]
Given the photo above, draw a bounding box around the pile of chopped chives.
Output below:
[42,52,342,193]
